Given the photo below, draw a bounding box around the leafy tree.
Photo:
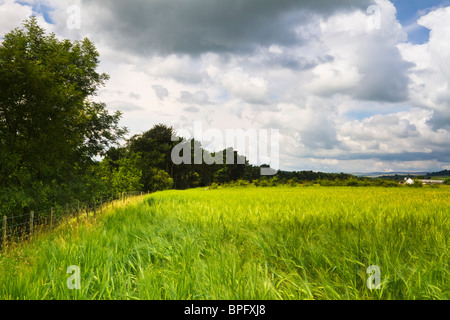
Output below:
[127,124,179,188]
[127,124,176,171]
[0,18,126,214]
[147,168,174,192]
[110,154,143,193]
[214,166,230,184]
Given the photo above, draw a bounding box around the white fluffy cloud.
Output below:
[221,68,269,105]
[398,6,450,130]
[306,0,411,102]
[0,1,32,36]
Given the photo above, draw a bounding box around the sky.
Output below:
[1,0,450,173]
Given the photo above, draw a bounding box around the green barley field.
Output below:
[0,186,449,300]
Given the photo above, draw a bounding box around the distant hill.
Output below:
[354,169,450,180]
[428,169,450,177]
[353,172,428,178]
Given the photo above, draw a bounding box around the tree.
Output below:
[110,154,143,193]
[147,168,174,192]
[127,124,178,187]
[0,18,126,214]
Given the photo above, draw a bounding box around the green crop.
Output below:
[0,187,448,300]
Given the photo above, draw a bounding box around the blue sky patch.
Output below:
[16,0,54,24]
[392,0,450,44]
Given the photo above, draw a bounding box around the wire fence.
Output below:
[0,191,146,250]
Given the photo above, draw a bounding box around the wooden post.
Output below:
[77,201,80,223]
[3,216,7,245]
[65,203,70,226]
[30,211,34,239]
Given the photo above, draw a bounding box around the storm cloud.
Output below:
[81,0,374,56]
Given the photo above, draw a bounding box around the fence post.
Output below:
[30,211,34,239]
[3,216,6,245]
[77,201,80,223]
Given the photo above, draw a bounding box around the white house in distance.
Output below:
[401,177,444,185]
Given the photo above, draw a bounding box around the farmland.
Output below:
[0,186,448,300]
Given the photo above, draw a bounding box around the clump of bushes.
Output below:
[206,176,424,190]
[209,182,220,189]
[405,180,423,188]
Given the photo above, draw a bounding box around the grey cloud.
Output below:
[354,45,414,103]
[269,53,334,71]
[297,124,341,150]
[345,151,450,162]
[178,90,211,105]
[183,106,200,113]
[342,115,419,142]
[129,92,141,99]
[427,110,450,131]
[83,0,374,56]
[301,151,450,163]
[152,85,169,100]
[107,100,144,112]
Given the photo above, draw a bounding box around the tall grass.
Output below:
[0,187,448,299]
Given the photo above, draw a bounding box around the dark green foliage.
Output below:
[147,168,174,192]
[428,169,450,177]
[0,18,126,215]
